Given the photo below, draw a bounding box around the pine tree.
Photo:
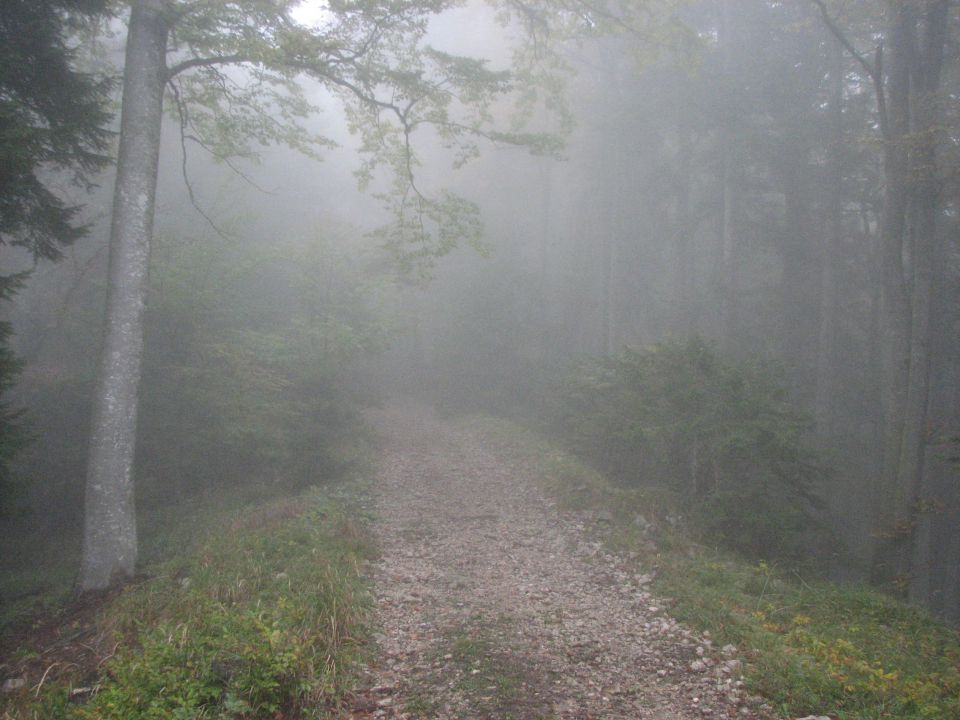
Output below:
[0,0,112,503]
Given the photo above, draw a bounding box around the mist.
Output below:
[2,1,959,717]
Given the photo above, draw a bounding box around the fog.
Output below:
[2,0,959,630]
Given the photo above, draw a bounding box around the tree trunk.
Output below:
[672,123,695,334]
[871,0,949,592]
[717,0,739,352]
[870,1,914,587]
[814,37,844,437]
[779,140,817,389]
[79,0,169,592]
[896,0,948,599]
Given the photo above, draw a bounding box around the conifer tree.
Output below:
[0,0,111,503]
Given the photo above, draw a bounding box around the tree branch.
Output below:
[166,53,248,80]
[168,78,229,238]
[809,0,889,140]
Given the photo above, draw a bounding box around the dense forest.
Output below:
[383,0,960,621]
[1,0,959,708]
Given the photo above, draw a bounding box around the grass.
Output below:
[437,616,549,720]
[0,480,328,632]
[463,416,960,720]
[0,483,375,720]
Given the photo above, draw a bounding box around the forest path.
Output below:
[343,403,764,720]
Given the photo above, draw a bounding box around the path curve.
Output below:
[345,403,770,719]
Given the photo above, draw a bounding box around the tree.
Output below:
[811,0,953,593]
[0,0,111,504]
[80,0,578,590]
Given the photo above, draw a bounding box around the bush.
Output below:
[553,337,825,558]
[136,227,389,500]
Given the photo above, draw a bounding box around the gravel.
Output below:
[342,404,775,719]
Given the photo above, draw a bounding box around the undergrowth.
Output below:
[0,485,374,720]
[0,479,342,632]
[465,416,960,720]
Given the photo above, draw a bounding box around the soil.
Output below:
[343,403,775,719]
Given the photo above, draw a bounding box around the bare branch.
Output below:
[810,0,889,139]
[166,53,248,80]
[168,79,230,238]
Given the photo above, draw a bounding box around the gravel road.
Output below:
[343,404,773,720]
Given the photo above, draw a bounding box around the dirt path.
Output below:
[344,404,771,719]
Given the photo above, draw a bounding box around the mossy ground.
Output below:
[465,416,960,720]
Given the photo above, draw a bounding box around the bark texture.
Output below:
[80,0,169,591]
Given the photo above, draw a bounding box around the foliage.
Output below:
[552,338,826,558]
[1,486,374,719]
[0,290,29,516]
[137,223,391,500]
[470,416,960,720]
[660,557,960,720]
[155,0,569,273]
[0,0,112,260]
[0,0,111,510]
[0,218,386,620]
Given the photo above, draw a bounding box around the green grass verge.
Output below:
[0,480,342,631]
[463,416,960,720]
[1,485,374,720]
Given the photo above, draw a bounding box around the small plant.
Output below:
[2,487,374,720]
[439,619,545,719]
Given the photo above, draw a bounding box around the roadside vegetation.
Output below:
[465,378,960,720]
[0,483,374,720]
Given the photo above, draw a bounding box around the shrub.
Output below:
[553,337,825,558]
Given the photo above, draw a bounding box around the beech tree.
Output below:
[79,0,582,590]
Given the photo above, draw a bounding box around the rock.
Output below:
[690,660,707,672]
[1,678,26,693]
[68,686,94,703]
[634,514,653,532]
[721,643,737,657]
[723,659,742,674]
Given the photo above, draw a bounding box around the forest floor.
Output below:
[342,403,775,720]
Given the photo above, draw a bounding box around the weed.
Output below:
[438,618,547,719]
[404,690,439,716]
[0,485,374,720]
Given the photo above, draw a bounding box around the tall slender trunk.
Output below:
[673,124,695,334]
[814,37,844,437]
[779,141,816,386]
[80,0,169,591]
[870,1,914,587]
[896,0,948,597]
[871,0,948,591]
[601,226,615,355]
[717,0,739,352]
[536,159,552,362]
